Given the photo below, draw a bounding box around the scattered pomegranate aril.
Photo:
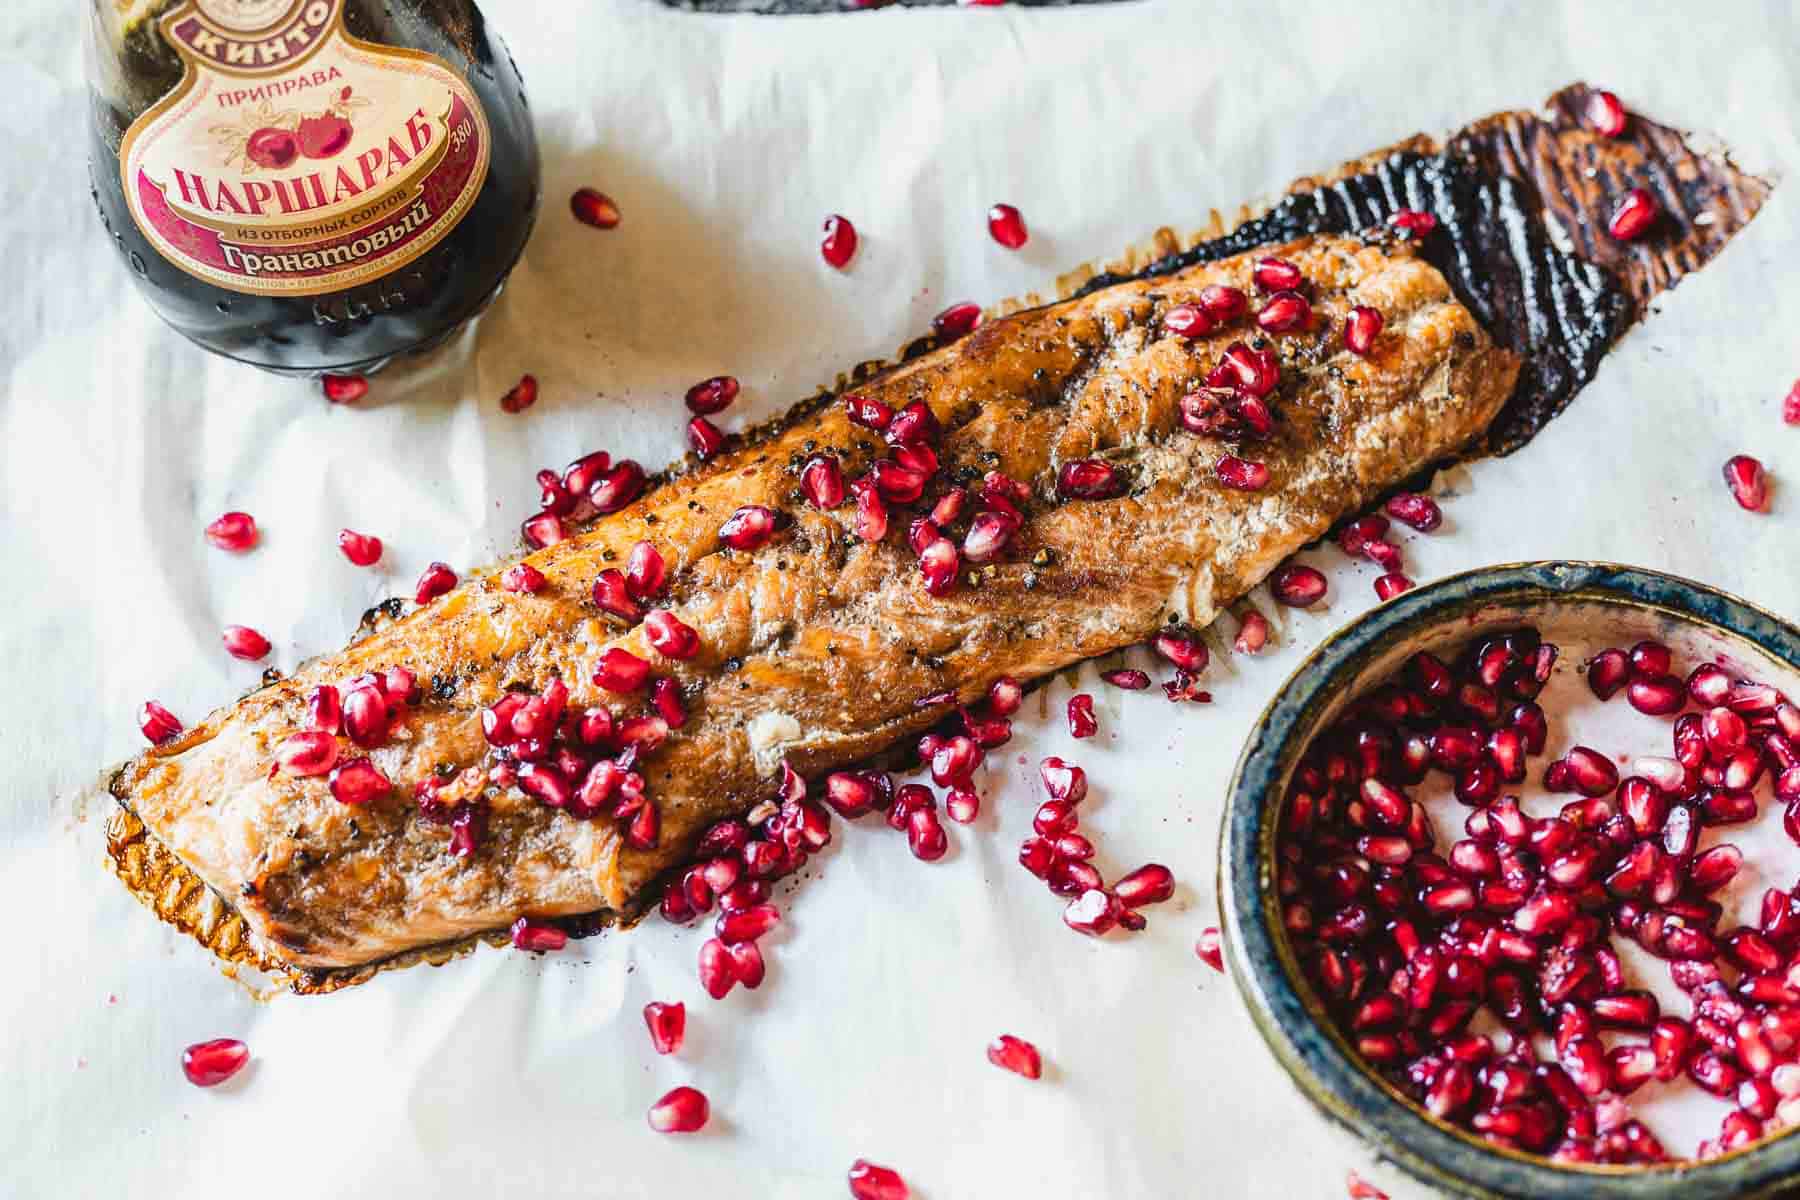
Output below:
[987,202,1028,249]
[1056,458,1123,500]
[204,511,257,552]
[414,562,457,605]
[1216,454,1270,491]
[593,647,651,693]
[1196,283,1248,322]
[1722,454,1769,512]
[686,416,725,461]
[800,455,846,510]
[1163,303,1215,340]
[1626,675,1685,716]
[1066,693,1097,739]
[1383,492,1442,532]
[181,1038,249,1088]
[643,1001,684,1055]
[847,1160,910,1200]
[684,375,739,416]
[221,625,271,662]
[1344,306,1384,356]
[569,187,620,229]
[275,731,338,777]
[1253,256,1303,292]
[820,213,858,269]
[1195,927,1224,972]
[521,512,567,549]
[1114,864,1174,908]
[718,505,779,552]
[509,917,567,953]
[647,1086,709,1134]
[644,610,700,660]
[1585,89,1628,137]
[716,903,780,945]
[1388,209,1438,237]
[590,460,647,514]
[499,374,538,414]
[332,527,382,567]
[1607,187,1658,242]
[1234,611,1270,654]
[1345,1169,1389,1200]
[987,1034,1042,1080]
[932,301,982,342]
[698,937,735,999]
[1214,342,1280,398]
[322,373,367,404]
[1271,563,1328,607]
[1063,888,1122,936]
[1256,290,1311,333]
[1374,573,1414,601]
[329,758,390,806]
[1785,380,1800,426]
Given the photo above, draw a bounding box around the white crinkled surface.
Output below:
[2,1,1798,1196]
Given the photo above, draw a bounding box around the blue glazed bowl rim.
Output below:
[1219,560,1800,1198]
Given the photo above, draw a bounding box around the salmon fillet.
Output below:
[111,233,1518,969]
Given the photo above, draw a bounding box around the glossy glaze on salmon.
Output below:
[111,233,1518,970]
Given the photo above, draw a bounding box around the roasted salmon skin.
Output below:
[111,233,1518,970]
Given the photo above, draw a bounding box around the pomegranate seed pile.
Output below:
[1279,626,1800,1163]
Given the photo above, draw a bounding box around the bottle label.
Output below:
[118,0,491,296]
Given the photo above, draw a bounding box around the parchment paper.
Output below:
[2,2,1798,1196]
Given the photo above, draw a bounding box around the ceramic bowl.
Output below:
[1219,561,1800,1198]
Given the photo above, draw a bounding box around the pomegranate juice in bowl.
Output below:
[85,0,540,374]
[1221,563,1800,1198]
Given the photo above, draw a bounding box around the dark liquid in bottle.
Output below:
[87,0,539,375]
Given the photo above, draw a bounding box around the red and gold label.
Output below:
[118,0,490,296]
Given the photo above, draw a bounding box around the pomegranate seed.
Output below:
[1388,209,1438,237]
[1256,291,1311,333]
[1194,283,1247,322]
[329,758,390,806]
[941,788,977,824]
[509,917,567,953]
[204,511,258,552]
[1195,927,1224,972]
[716,903,780,945]
[718,505,779,552]
[1722,454,1769,512]
[1098,668,1147,692]
[987,676,1024,716]
[987,1033,1042,1080]
[181,1038,248,1087]
[907,806,949,860]
[1626,675,1685,716]
[414,562,457,605]
[644,610,700,660]
[593,569,646,622]
[685,375,739,416]
[726,938,765,989]
[1345,1170,1389,1200]
[696,936,737,998]
[1214,342,1280,397]
[1585,648,1630,699]
[221,624,270,661]
[1607,187,1658,242]
[322,373,367,404]
[522,512,568,550]
[820,214,858,269]
[849,476,889,543]
[1785,380,1800,426]
[848,1160,910,1200]
[1383,493,1442,532]
[686,416,725,460]
[932,301,982,342]
[499,374,538,414]
[795,455,848,510]
[1063,888,1122,936]
[275,731,338,777]
[1271,563,1327,607]
[1163,303,1215,339]
[341,683,390,748]
[330,527,382,567]
[1562,747,1620,796]
[1216,454,1270,491]
[1056,458,1123,500]
[1039,756,1088,803]
[987,203,1028,249]
[957,513,1019,571]
[1344,306,1384,356]
[593,647,651,693]
[643,1001,684,1055]
[1253,256,1302,292]
[1115,864,1175,908]
[1150,627,1208,674]
[647,1086,708,1134]
[1234,611,1270,654]
[844,393,894,431]
[590,460,646,514]
[1066,693,1097,738]
[1374,573,1415,601]
[1585,89,1628,137]
[569,187,620,229]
